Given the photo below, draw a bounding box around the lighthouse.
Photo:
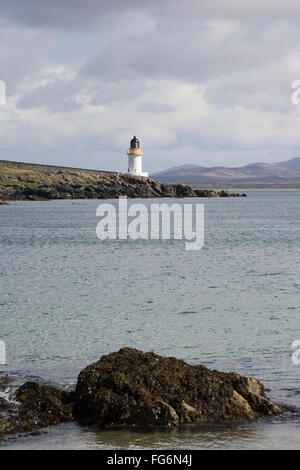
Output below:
[127,136,148,177]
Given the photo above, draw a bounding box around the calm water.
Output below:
[0,191,300,449]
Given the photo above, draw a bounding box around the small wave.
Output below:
[178,311,198,315]
[0,389,19,406]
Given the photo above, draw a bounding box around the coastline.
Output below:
[0,163,246,201]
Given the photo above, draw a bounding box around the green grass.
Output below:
[0,166,116,189]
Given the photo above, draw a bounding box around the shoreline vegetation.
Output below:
[0,162,246,201]
[0,348,282,443]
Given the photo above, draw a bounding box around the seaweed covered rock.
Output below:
[16,382,75,427]
[74,348,282,427]
[0,379,74,441]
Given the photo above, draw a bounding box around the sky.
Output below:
[1,1,300,172]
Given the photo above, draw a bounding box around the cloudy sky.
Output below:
[1,1,300,172]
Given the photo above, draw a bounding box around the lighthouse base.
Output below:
[128,171,148,178]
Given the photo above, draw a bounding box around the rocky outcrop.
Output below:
[15,382,75,427]
[0,348,282,442]
[74,348,281,427]
[0,377,74,441]
[0,166,246,201]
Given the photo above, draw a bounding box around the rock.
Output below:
[0,200,7,205]
[0,380,74,441]
[16,382,75,427]
[0,349,282,440]
[195,189,219,197]
[74,348,282,427]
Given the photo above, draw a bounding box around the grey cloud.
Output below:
[2,1,300,30]
[136,101,176,113]
[0,25,50,92]
[17,76,84,111]
[88,80,147,105]
[204,64,297,113]
[80,18,299,86]
[0,0,140,30]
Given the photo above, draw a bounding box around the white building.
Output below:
[127,136,148,177]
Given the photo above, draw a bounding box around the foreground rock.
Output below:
[74,348,282,427]
[0,378,74,441]
[0,165,246,200]
[0,348,282,441]
[15,382,74,426]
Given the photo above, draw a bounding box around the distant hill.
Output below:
[151,158,300,187]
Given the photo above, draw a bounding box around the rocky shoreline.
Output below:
[0,348,282,442]
[0,165,246,201]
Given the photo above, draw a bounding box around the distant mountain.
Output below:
[156,164,199,175]
[272,157,300,171]
[151,158,300,186]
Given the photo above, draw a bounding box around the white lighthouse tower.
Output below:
[127,136,148,177]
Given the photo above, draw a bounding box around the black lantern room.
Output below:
[130,136,140,149]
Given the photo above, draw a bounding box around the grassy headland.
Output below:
[0,162,246,201]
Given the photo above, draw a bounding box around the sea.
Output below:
[0,190,299,449]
